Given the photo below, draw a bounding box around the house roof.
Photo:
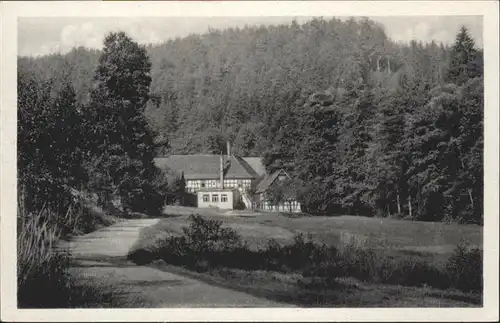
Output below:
[242,157,266,177]
[234,155,259,178]
[255,169,291,194]
[154,154,260,180]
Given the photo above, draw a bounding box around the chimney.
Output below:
[226,141,231,157]
[220,154,224,189]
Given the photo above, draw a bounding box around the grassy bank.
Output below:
[17,196,129,308]
[128,213,482,307]
[149,261,480,307]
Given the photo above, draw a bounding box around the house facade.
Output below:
[154,154,258,194]
[254,168,302,212]
[154,143,300,212]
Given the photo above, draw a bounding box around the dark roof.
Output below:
[154,154,259,180]
[234,155,259,178]
[255,169,291,194]
[242,157,266,176]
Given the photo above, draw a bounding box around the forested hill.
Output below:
[18,18,484,223]
[19,18,475,156]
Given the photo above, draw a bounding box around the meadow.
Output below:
[127,207,483,307]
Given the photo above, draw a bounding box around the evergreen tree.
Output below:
[446,26,479,85]
[367,87,409,218]
[86,32,163,215]
[335,83,376,215]
[293,91,343,213]
[18,72,85,213]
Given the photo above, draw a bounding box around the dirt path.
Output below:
[59,219,291,307]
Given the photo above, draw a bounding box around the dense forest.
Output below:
[18,17,484,223]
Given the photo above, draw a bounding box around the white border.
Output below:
[1,1,499,322]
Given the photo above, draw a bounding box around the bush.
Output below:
[129,214,249,270]
[127,215,483,295]
[445,243,482,292]
[266,233,329,272]
[182,214,243,253]
[17,206,69,307]
[67,201,117,236]
[378,257,448,288]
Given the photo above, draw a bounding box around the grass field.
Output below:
[152,206,482,260]
[128,206,483,307]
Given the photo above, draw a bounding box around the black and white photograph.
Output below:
[1,1,498,322]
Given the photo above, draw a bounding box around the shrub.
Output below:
[17,206,70,307]
[378,257,448,288]
[342,247,379,281]
[261,238,284,270]
[301,248,345,288]
[129,214,249,270]
[67,201,117,236]
[127,229,172,265]
[275,233,329,272]
[161,236,191,265]
[445,243,482,292]
[182,214,243,253]
[127,215,483,295]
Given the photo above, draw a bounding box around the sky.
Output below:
[18,16,483,57]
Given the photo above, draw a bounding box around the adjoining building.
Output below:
[196,188,241,210]
[154,142,301,212]
[255,168,302,212]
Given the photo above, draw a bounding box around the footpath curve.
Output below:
[58,219,290,307]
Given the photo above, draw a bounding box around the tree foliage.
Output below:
[18,21,483,223]
[85,32,164,214]
[18,71,86,214]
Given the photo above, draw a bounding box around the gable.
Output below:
[255,169,291,194]
[242,157,266,177]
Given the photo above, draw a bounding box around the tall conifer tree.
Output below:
[87,32,163,214]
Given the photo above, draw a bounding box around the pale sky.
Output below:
[18,16,483,57]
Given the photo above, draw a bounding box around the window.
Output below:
[201,182,206,188]
[221,194,228,202]
[212,194,219,203]
[203,194,209,202]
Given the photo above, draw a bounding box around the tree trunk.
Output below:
[408,195,412,218]
[457,145,475,211]
[396,192,401,214]
[467,188,474,209]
